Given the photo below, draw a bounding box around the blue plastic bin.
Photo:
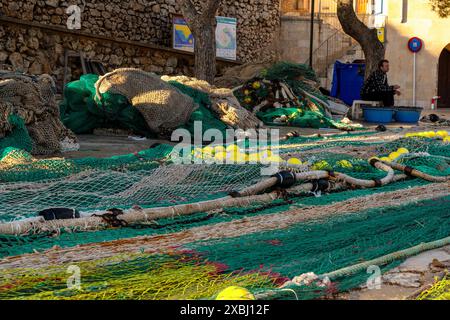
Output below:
[331,61,365,106]
[362,107,394,124]
[394,107,422,123]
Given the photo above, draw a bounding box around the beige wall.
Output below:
[280,16,322,64]
[386,0,450,108]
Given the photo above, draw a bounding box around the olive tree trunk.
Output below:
[337,0,385,78]
[180,0,221,84]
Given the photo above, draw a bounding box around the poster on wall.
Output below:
[173,16,194,53]
[172,15,237,61]
[215,16,237,61]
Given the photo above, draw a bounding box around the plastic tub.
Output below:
[394,107,423,123]
[362,107,394,124]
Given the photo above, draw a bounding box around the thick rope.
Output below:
[0,160,443,236]
[1,182,447,270]
[254,236,450,300]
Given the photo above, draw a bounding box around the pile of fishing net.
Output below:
[161,75,261,130]
[232,62,358,130]
[417,274,450,300]
[61,68,261,139]
[0,71,78,156]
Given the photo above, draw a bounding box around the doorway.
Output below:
[438,45,450,108]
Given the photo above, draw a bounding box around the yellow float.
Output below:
[216,286,255,301]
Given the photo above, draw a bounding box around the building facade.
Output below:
[385,0,450,108]
[279,0,385,88]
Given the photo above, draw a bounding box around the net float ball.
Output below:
[266,155,283,163]
[244,96,252,104]
[214,151,228,162]
[312,160,330,170]
[379,157,391,162]
[247,153,260,163]
[397,148,409,155]
[444,137,450,143]
[337,160,353,168]
[202,146,214,155]
[226,144,240,154]
[193,148,203,158]
[436,130,449,138]
[244,89,251,96]
[287,158,302,165]
[388,152,401,160]
[227,152,246,163]
[252,81,262,90]
[425,131,436,138]
[216,286,255,301]
[214,146,226,154]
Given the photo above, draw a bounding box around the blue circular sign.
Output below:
[408,37,423,53]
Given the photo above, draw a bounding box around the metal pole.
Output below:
[309,0,315,68]
[413,52,416,106]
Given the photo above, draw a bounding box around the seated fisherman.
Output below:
[361,59,401,107]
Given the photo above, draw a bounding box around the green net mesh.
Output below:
[0,114,33,155]
[60,74,152,136]
[60,75,232,139]
[0,130,449,300]
[233,62,361,131]
[0,195,448,300]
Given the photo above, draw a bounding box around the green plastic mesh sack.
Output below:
[60,75,230,138]
[0,114,33,154]
[60,74,152,136]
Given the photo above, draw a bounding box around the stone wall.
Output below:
[0,0,281,63]
[0,22,194,91]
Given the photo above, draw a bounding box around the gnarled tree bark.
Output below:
[336,0,385,78]
[180,0,221,84]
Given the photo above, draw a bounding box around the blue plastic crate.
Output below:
[362,107,394,124]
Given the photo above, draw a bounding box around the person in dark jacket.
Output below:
[361,59,401,107]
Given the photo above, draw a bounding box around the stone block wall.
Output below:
[0,0,280,60]
[0,0,281,86]
[0,22,198,90]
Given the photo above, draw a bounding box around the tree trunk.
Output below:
[336,0,385,78]
[192,19,217,83]
[180,0,221,84]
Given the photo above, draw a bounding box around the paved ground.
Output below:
[340,246,450,300]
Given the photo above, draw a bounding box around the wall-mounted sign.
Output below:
[172,15,237,61]
[173,16,194,53]
[408,37,423,53]
[376,27,385,43]
[215,16,237,61]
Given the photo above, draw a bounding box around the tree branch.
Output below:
[202,0,221,19]
[336,0,385,77]
[337,0,377,44]
[180,0,199,29]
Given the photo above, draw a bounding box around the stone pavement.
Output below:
[340,246,450,300]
